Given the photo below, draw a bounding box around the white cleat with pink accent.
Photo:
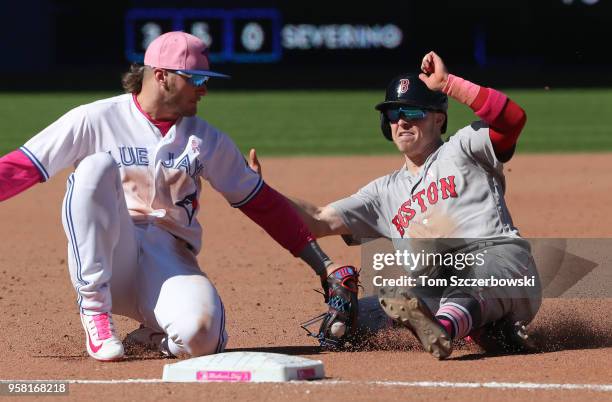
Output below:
[80,312,125,361]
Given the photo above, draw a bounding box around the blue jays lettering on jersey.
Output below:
[22,93,262,253]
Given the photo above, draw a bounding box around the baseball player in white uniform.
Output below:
[0,31,357,361]
[252,51,542,358]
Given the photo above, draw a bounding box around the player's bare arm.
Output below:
[289,198,350,238]
[248,148,349,238]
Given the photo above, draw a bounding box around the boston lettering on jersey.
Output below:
[113,146,204,178]
[391,175,458,237]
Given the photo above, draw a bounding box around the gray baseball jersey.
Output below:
[333,121,541,327]
[331,121,519,244]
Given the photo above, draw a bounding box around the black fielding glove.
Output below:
[317,266,359,349]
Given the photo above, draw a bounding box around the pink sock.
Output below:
[437,317,454,339]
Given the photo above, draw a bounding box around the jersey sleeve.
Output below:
[201,131,263,207]
[448,121,503,172]
[0,149,44,201]
[329,177,390,245]
[21,105,94,180]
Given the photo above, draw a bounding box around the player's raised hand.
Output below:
[248,148,262,176]
[418,51,449,92]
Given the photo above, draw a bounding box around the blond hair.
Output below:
[121,64,146,93]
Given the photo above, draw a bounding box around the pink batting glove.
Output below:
[418,51,449,92]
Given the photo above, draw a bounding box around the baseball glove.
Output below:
[301,265,360,349]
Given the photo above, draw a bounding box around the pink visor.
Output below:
[144,31,230,78]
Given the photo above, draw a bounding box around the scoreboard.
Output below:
[125,8,283,63]
[4,1,612,89]
[125,8,404,64]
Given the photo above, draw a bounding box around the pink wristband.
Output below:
[442,74,480,105]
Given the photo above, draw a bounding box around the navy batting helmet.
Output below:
[375,73,448,141]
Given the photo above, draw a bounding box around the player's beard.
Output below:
[179,100,198,117]
[173,94,198,117]
[166,81,198,117]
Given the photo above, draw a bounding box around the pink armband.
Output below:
[474,87,508,124]
[442,74,480,105]
[239,182,314,257]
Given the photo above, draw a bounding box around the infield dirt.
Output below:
[1,153,610,401]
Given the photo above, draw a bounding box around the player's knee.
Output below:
[75,152,118,185]
[169,312,226,357]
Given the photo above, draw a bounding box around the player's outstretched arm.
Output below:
[248,149,349,238]
[0,150,44,202]
[287,198,349,238]
[419,51,527,162]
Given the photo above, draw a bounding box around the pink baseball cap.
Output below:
[144,31,230,78]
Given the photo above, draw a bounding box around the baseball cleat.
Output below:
[469,319,537,355]
[125,325,174,357]
[80,312,125,361]
[378,287,452,359]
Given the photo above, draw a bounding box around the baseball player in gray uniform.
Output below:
[252,51,542,358]
[0,31,359,361]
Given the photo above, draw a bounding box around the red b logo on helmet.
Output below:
[398,79,410,94]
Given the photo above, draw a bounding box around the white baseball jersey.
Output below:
[331,121,520,244]
[21,94,262,253]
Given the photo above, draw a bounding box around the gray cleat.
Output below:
[469,319,537,355]
[378,287,452,359]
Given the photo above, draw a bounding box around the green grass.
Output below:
[1,89,611,156]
